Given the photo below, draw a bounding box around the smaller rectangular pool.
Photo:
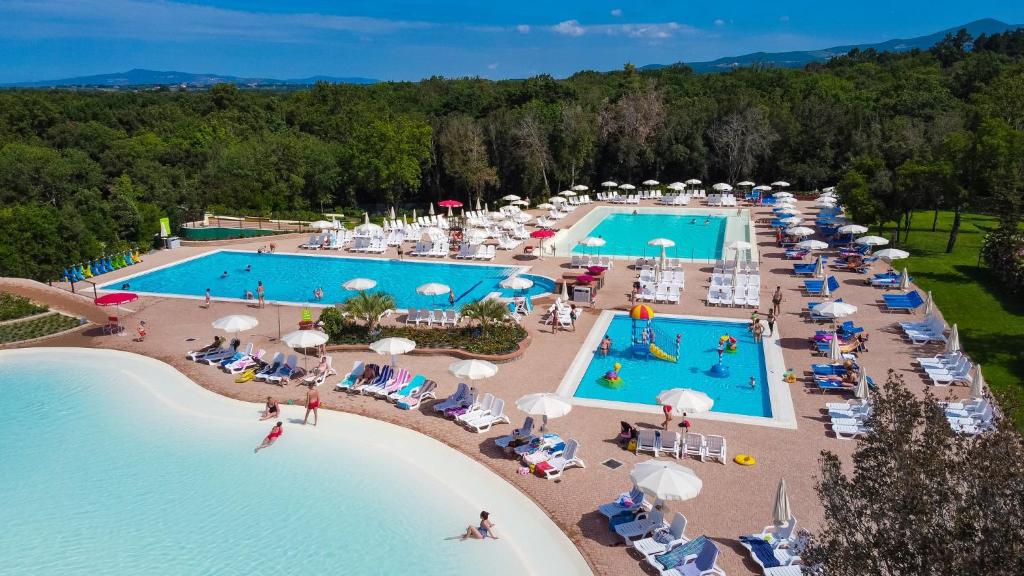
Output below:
[560,313,772,419]
[572,213,727,260]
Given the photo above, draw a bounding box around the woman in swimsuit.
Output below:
[304,387,320,426]
[255,422,283,453]
[260,397,279,421]
[462,511,498,540]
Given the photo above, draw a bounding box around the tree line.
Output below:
[0,28,1022,281]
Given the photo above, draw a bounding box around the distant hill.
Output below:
[643,18,1022,73]
[1,69,377,89]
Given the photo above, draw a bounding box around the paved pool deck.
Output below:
[21,197,977,576]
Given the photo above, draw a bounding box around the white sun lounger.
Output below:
[538,438,584,479]
[614,507,667,544]
[633,512,688,555]
[464,398,510,432]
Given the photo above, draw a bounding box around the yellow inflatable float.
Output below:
[734,454,756,466]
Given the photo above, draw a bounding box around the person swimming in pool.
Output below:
[704,218,710,225]
[245,264,251,272]
[749,376,757,389]
[221,271,229,278]
[255,422,282,453]
[690,218,696,224]
[462,511,498,540]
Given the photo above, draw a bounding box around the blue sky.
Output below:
[0,1,1021,82]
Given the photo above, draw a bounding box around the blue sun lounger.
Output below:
[883,290,924,312]
[803,275,840,296]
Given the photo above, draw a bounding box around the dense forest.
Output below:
[0,29,1022,282]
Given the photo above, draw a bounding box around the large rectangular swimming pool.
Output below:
[567,314,772,418]
[570,213,727,259]
[102,250,554,308]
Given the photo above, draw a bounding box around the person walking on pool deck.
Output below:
[662,404,673,430]
[304,388,320,426]
[772,286,783,315]
[462,511,498,540]
[257,281,265,308]
[204,288,211,309]
[767,308,777,336]
[255,422,282,453]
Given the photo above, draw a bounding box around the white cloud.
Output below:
[780,15,790,22]
[0,0,432,42]
[549,19,695,40]
[610,8,623,17]
[552,19,586,37]
[713,18,726,27]
[487,63,499,70]
[516,24,530,33]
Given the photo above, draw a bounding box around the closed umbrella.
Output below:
[821,278,831,298]
[427,202,435,216]
[475,197,482,211]
[342,278,377,291]
[946,324,961,354]
[898,268,910,290]
[854,370,870,399]
[630,460,703,502]
[813,255,825,278]
[772,478,793,527]
[369,337,416,367]
[923,291,934,315]
[855,235,889,246]
[970,364,986,398]
[656,388,714,413]
[828,331,843,361]
[516,393,573,432]
[449,359,498,381]
[389,206,397,220]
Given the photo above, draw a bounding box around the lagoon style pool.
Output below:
[102,250,553,308]
[0,348,590,576]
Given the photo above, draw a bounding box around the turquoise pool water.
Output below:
[0,349,588,576]
[573,315,772,418]
[103,250,553,307]
[572,213,726,259]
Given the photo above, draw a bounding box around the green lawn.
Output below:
[878,211,1024,428]
[0,312,82,344]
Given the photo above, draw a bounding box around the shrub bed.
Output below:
[0,292,48,322]
[0,313,81,344]
[322,315,526,356]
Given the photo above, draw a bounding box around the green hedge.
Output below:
[0,292,48,322]
[321,312,527,356]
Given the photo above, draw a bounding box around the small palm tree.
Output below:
[460,298,509,331]
[341,291,395,332]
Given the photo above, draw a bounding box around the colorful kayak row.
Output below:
[61,250,143,283]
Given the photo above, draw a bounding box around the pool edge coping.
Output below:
[554,310,797,430]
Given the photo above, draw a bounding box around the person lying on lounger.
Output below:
[353,364,379,388]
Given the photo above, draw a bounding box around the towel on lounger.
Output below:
[740,535,781,568]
